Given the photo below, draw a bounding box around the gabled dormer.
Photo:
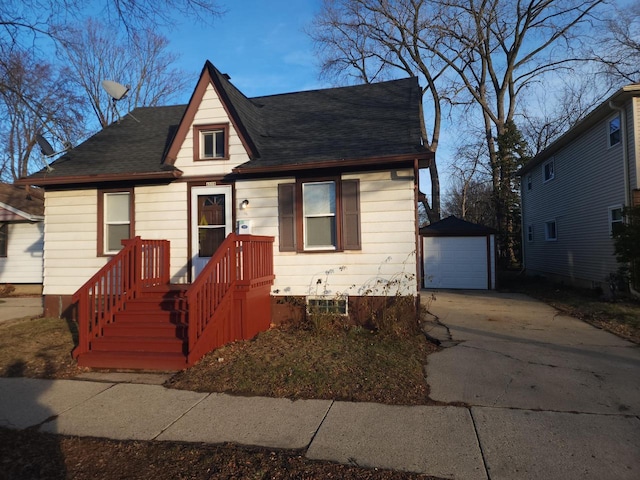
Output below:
[164,61,263,177]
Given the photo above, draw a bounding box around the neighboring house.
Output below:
[519,84,640,291]
[0,183,44,293]
[17,61,430,354]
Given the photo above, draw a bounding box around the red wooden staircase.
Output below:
[71,235,274,371]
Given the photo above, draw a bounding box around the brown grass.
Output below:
[0,317,83,378]
[167,326,436,405]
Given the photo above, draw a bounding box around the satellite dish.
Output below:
[36,134,55,156]
[102,80,130,101]
[101,79,139,123]
[35,133,70,172]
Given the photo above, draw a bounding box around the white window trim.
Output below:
[544,219,557,241]
[104,191,132,255]
[542,158,555,183]
[608,205,624,237]
[200,129,225,159]
[302,181,337,251]
[608,114,621,148]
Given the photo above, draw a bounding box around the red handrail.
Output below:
[186,234,274,364]
[72,237,170,358]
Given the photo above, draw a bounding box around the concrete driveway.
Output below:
[423,290,640,480]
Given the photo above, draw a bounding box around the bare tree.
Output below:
[309,0,606,247]
[594,0,640,84]
[56,19,189,128]
[0,48,85,182]
[309,0,456,223]
[443,138,494,224]
[0,0,222,133]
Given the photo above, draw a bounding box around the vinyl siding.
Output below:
[0,221,43,284]
[237,169,418,297]
[173,84,250,177]
[135,183,189,283]
[522,99,634,287]
[43,190,102,295]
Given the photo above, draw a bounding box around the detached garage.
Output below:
[421,216,496,290]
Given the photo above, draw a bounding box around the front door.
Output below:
[191,185,233,279]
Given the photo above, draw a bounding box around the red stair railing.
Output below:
[186,234,274,365]
[72,237,170,359]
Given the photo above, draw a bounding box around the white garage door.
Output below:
[423,236,489,289]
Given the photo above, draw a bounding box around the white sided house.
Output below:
[519,84,640,291]
[0,184,44,293]
[17,61,431,369]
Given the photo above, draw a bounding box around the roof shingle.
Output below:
[21,61,427,185]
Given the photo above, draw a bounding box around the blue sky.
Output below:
[168,0,439,196]
[171,0,331,100]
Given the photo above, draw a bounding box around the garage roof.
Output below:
[420,216,496,236]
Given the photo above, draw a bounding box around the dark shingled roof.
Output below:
[21,61,427,184]
[28,105,186,180]
[420,216,496,236]
[0,183,44,217]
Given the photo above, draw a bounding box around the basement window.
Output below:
[307,296,348,316]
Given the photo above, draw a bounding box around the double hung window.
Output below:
[278,178,360,253]
[545,220,557,241]
[609,115,621,147]
[99,189,134,255]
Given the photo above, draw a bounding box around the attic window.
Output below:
[194,124,229,160]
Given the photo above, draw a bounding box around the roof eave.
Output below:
[519,83,640,176]
[15,170,183,188]
[232,152,433,175]
[0,202,43,222]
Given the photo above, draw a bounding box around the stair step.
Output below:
[124,298,187,312]
[77,351,188,371]
[114,310,187,324]
[91,336,187,354]
[103,322,187,338]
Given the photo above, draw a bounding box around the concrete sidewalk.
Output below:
[2,375,639,479]
[1,291,639,479]
[0,296,43,324]
[0,377,486,479]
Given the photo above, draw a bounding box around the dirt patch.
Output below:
[0,428,442,480]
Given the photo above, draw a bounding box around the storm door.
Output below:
[190,185,232,279]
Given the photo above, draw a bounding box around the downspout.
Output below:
[609,101,638,296]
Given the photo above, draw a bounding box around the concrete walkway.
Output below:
[0,296,43,324]
[0,291,639,479]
